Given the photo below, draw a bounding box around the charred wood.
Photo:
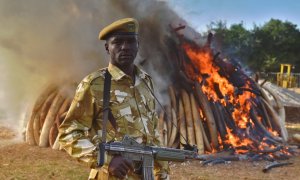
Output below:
[213,83,224,99]
[237,87,262,96]
[257,145,283,154]
[178,70,194,87]
[202,158,226,166]
[257,97,273,129]
[263,161,293,173]
[250,108,282,143]
[222,106,238,134]
[210,102,227,148]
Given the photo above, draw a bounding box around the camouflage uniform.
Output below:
[58,63,169,179]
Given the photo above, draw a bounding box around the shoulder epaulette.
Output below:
[136,66,152,80]
[82,68,107,84]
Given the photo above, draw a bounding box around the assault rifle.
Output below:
[97,135,211,180]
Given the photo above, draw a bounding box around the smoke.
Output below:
[0,0,202,135]
[0,1,105,131]
[109,0,206,103]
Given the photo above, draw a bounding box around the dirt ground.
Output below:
[0,123,300,180]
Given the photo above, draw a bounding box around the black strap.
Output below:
[101,69,112,143]
[92,69,117,133]
[97,69,116,167]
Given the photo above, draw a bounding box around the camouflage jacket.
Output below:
[58,63,169,179]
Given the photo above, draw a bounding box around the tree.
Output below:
[251,19,300,72]
[209,19,300,72]
[208,21,253,69]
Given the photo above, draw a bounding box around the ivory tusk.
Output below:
[190,93,204,154]
[168,86,177,110]
[178,97,187,149]
[25,113,36,146]
[181,89,196,146]
[260,87,272,106]
[39,90,65,147]
[166,106,172,142]
[262,85,285,124]
[39,91,58,127]
[26,84,57,146]
[199,116,212,152]
[195,82,219,149]
[259,98,273,129]
[49,124,58,148]
[171,136,180,149]
[158,111,165,146]
[32,110,41,145]
[167,108,178,147]
[49,98,70,147]
[213,102,227,143]
[163,120,168,147]
[261,98,288,142]
[52,135,61,150]
[55,98,72,128]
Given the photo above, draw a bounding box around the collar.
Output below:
[107,63,147,81]
[108,63,126,80]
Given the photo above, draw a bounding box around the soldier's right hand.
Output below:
[108,155,134,179]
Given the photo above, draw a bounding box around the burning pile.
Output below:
[155,30,297,161]
[24,26,297,162]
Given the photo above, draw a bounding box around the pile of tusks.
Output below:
[24,80,287,154]
[157,82,288,154]
[25,83,76,149]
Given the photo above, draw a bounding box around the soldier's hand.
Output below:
[108,155,134,179]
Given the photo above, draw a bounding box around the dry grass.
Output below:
[0,123,299,180]
[0,126,16,140]
[170,157,300,180]
[0,143,90,180]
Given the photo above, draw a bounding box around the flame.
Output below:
[258,138,275,150]
[217,134,224,150]
[224,127,253,153]
[267,128,279,136]
[183,44,235,103]
[198,108,205,120]
[182,42,281,154]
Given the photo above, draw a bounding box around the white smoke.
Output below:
[0,0,124,129]
[0,0,203,134]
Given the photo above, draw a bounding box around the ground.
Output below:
[0,122,299,180]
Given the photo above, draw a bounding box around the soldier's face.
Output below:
[105,34,139,68]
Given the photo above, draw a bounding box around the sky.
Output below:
[167,0,300,32]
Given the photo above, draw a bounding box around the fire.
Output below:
[182,42,281,154]
[267,128,279,136]
[183,44,235,103]
[225,126,253,153]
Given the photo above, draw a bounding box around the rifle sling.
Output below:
[92,69,117,143]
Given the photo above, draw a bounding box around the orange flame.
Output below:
[182,42,280,154]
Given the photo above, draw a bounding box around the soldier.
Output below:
[58,18,169,179]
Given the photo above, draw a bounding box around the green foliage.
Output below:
[208,19,300,72]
